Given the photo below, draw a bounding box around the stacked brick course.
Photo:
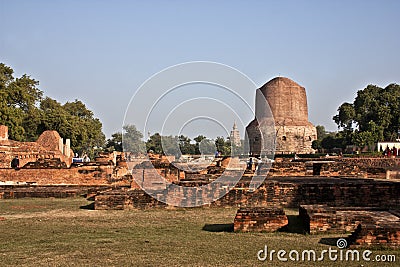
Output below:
[0,185,111,199]
[0,126,73,168]
[299,204,400,248]
[94,177,400,210]
[233,207,288,232]
[348,222,400,248]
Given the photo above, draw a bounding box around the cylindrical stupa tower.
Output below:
[246,77,317,155]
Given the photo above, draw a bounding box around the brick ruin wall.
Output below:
[0,127,73,168]
[269,157,400,178]
[272,125,317,154]
[233,207,288,232]
[95,177,400,210]
[299,205,400,248]
[0,185,112,199]
[95,157,400,209]
[0,161,133,187]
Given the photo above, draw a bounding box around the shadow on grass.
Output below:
[79,202,95,210]
[278,215,308,234]
[202,223,234,232]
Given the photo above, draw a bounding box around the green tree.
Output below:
[0,62,106,156]
[333,83,400,148]
[316,125,327,140]
[333,103,355,131]
[161,135,181,158]
[106,132,123,152]
[38,97,105,155]
[312,125,329,151]
[193,135,207,154]
[198,138,215,155]
[146,133,162,154]
[0,63,43,141]
[178,135,195,155]
[122,124,145,154]
[215,136,231,156]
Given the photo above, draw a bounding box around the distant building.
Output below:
[230,122,241,146]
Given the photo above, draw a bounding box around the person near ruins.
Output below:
[83,154,91,162]
[11,156,20,169]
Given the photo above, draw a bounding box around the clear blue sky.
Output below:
[1,0,399,139]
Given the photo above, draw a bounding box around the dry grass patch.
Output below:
[0,198,398,266]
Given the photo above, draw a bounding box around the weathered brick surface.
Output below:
[0,185,111,199]
[234,207,288,232]
[300,205,386,234]
[299,205,400,247]
[269,157,400,178]
[348,222,400,248]
[0,165,113,185]
[95,177,400,210]
[95,189,167,210]
[0,128,72,168]
[246,77,318,155]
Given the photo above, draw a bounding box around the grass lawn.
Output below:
[0,197,398,266]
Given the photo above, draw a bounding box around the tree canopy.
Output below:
[131,132,238,157]
[333,83,400,149]
[0,63,105,155]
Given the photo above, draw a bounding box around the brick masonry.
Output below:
[299,204,400,248]
[234,207,288,232]
[0,185,112,199]
[0,126,72,168]
[246,77,317,155]
[94,177,400,210]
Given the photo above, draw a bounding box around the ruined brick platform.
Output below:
[299,204,400,248]
[233,207,288,232]
[95,188,167,210]
[0,185,112,199]
[95,177,400,210]
[348,221,400,248]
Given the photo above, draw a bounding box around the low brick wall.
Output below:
[0,163,128,185]
[387,170,400,179]
[234,207,288,232]
[270,157,400,178]
[0,185,112,199]
[299,204,400,248]
[95,189,167,210]
[299,205,394,234]
[348,223,400,248]
[94,177,400,210]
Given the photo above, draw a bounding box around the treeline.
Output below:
[314,83,400,152]
[105,125,242,157]
[0,62,237,157]
[0,63,105,154]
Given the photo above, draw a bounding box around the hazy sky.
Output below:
[1,0,399,139]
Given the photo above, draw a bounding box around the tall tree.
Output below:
[146,133,162,154]
[122,124,145,154]
[178,135,195,155]
[333,83,400,148]
[106,132,123,152]
[0,63,43,141]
